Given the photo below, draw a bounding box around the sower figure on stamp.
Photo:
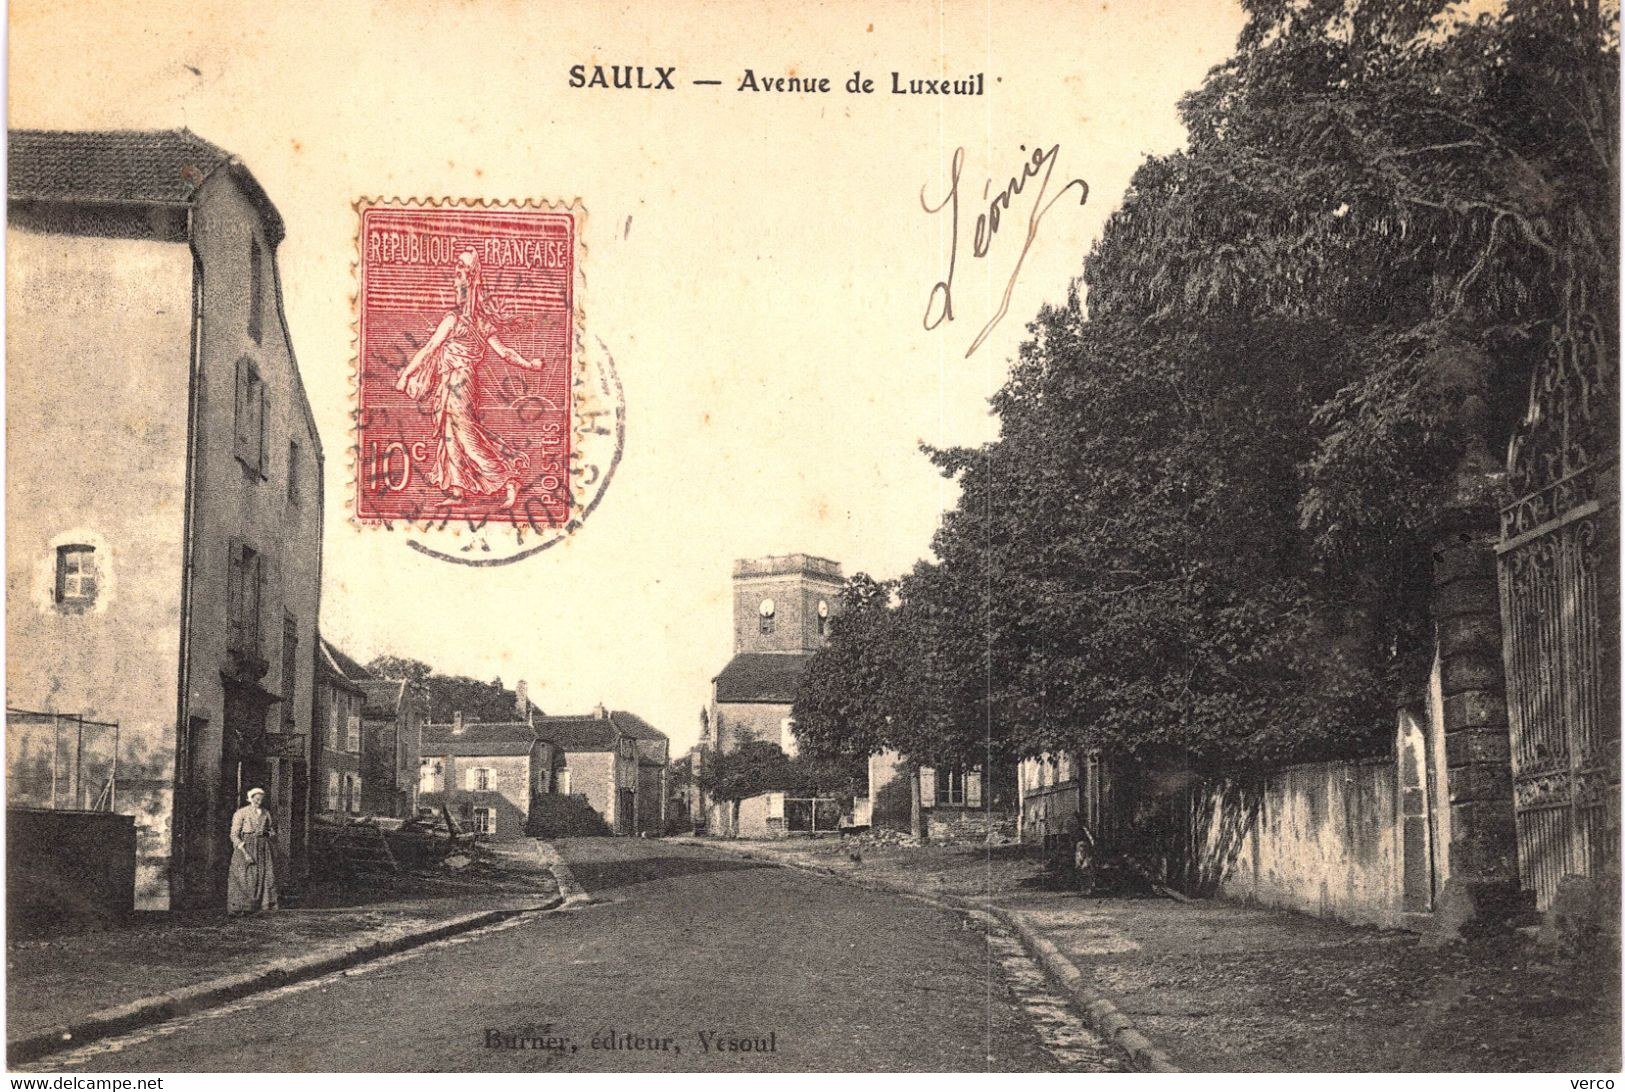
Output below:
[396,247,553,509]
[227,787,279,916]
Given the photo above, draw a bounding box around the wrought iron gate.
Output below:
[1496,331,1619,910]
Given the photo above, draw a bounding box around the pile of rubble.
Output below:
[311,807,491,877]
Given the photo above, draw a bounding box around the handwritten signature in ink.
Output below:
[921,144,1089,357]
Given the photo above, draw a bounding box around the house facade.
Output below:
[416,718,561,841]
[867,751,1020,843]
[615,710,670,835]
[314,638,366,820]
[6,129,324,909]
[541,707,663,835]
[358,677,422,818]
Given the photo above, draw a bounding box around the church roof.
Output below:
[712,652,815,704]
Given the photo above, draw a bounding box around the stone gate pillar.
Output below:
[1423,341,1524,939]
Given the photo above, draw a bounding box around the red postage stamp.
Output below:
[353,200,580,529]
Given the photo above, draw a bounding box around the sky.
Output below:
[10,0,1248,753]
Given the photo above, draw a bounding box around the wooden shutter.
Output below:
[966,768,983,807]
[226,540,242,649]
[256,378,269,477]
[234,358,249,460]
[248,550,263,653]
[919,767,936,808]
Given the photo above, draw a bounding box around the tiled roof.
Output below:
[713,652,815,704]
[609,711,667,741]
[428,739,537,758]
[533,716,619,753]
[8,128,284,243]
[359,678,408,718]
[322,640,373,682]
[420,720,539,756]
[317,638,367,695]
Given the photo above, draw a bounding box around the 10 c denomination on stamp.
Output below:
[353,199,587,541]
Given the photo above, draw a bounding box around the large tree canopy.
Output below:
[796,0,1617,773]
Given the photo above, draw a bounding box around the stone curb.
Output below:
[673,837,1183,1073]
[7,896,564,1067]
[532,838,594,906]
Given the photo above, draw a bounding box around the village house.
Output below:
[357,677,422,818]
[415,715,562,841]
[314,638,366,820]
[6,129,324,910]
[615,710,670,835]
[540,707,668,835]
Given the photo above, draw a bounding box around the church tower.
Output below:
[731,554,845,654]
[707,554,845,763]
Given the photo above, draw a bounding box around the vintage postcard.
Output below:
[5,0,1619,1082]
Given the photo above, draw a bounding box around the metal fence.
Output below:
[5,708,122,812]
[784,796,842,834]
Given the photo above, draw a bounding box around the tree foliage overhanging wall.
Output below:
[794,0,1619,773]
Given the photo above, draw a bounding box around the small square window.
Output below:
[55,545,99,606]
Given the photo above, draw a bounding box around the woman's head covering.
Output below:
[247,787,266,801]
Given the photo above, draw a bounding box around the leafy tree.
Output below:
[797,0,1617,773]
[699,740,793,802]
[366,655,432,686]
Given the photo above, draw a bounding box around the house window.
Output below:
[419,758,444,794]
[936,767,966,806]
[327,770,340,812]
[466,765,494,791]
[227,541,263,655]
[328,700,340,750]
[234,357,267,476]
[54,545,99,607]
[248,237,264,344]
[471,807,495,835]
[346,714,361,752]
[287,440,300,506]
[557,769,572,795]
[342,772,362,813]
[280,614,298,720]
[476,767,492,791]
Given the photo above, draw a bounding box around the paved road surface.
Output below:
[35,838,1119,1072]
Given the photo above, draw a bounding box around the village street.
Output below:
[32,839,1121,1073]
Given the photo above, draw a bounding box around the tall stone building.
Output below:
[6,130,324,909]
[707,554,844,757]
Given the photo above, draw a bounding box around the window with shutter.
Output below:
[919,767,936,808]
[234,357,267,477]
[966,768,982,808]
[327,771,340,812]
[346,714,360,752]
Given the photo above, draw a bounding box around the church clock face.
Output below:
[759,598,776,617]
[817,600,829,618]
